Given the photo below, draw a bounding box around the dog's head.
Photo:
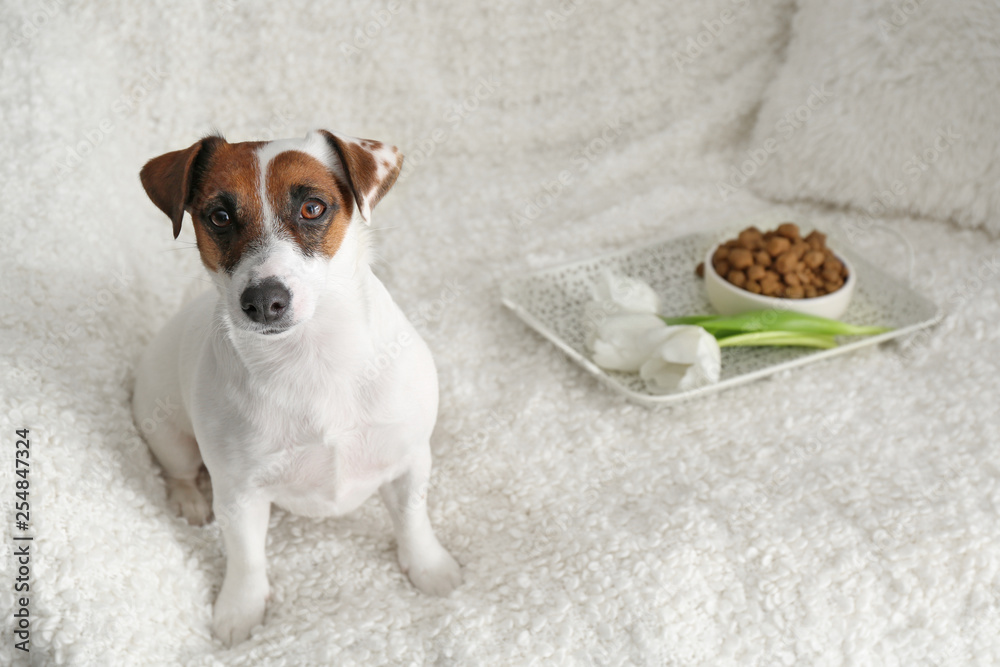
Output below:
[140,130,403,335]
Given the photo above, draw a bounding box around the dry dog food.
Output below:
[695,223,849,298]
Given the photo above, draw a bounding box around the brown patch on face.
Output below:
[264,150,354,258]
[187,141,267,273]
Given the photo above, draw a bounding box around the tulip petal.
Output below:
[591,270,661,315]
[588,313,668,372]
[639,325,721,393]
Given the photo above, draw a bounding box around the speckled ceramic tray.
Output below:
[500,226,943,407]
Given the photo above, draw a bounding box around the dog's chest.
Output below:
[256,418,408,518]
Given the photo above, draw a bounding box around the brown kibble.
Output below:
[790,241,810,259]
[695,262,705,278]
[766,236,790,257]
[774,251,798,274]
[738,228,764,249]
[728,247,754,270]
[804,250,825,269]
[777,222,800,240]
[805,230,826,250]
[707,223,847,299]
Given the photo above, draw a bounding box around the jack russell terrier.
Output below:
[132,129,461,645]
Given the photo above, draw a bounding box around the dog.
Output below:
[132,129,461,645]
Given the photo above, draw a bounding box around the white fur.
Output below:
[132,135,461,646]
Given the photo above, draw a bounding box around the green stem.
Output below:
[662,311,891,337]
[717,331,838,349]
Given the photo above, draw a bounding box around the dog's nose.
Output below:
[240,279,291,325]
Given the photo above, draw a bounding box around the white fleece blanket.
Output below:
[2,1,999,665]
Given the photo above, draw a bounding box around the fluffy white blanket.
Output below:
[2,1,998,665]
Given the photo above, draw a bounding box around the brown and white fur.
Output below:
[132,129,461,646]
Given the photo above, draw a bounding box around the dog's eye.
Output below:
[209,209,232,228]
[300,199,326,220]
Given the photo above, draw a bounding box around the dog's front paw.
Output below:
[402,544,463,597]
[212,582,268,646]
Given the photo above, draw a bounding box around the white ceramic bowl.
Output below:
[703,242,855,319]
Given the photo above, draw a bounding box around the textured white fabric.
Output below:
[744,0,1000,235]
[2,1,999,665]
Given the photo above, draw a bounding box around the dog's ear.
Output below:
[319,130,403,224]
[140,136,223,238]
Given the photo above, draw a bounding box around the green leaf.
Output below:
[716,331,838,349]
[663,310,891,337]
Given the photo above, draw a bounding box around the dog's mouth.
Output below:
[229,315,298,337]
[251,321,296,336]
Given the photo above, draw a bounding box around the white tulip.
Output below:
[639,325,721,393]
[584,270,662,349]
[590,269,661,315]
[589,313,670,372]
[585,272,721,393]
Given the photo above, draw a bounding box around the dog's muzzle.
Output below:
[240,278,292,330]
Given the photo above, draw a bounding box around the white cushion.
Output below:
[741,0,1000,236]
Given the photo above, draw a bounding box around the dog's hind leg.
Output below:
[133,382,212,525]
[158,437,212,526]
[145,426,212,526]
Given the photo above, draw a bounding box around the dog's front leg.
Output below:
[380,450,462,596]
[211,491,271,646]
